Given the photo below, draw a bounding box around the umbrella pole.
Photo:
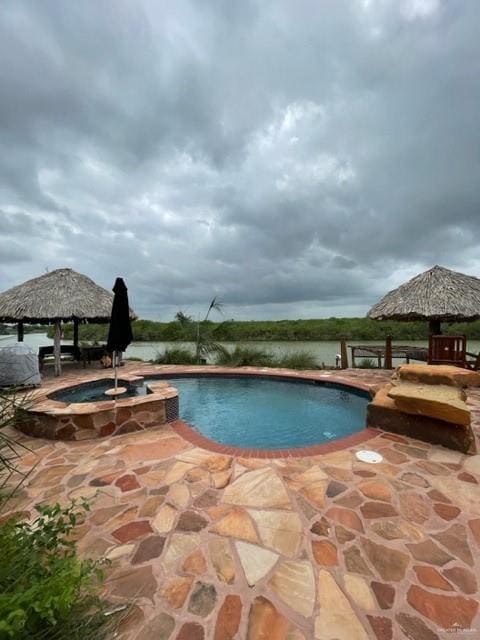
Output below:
[113,350,118,391]
[54,320,62,377]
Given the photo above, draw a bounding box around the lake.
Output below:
[3,332,479,367]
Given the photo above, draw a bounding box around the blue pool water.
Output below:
[146,375,369,449]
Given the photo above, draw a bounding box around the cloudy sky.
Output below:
[1,0,479,321]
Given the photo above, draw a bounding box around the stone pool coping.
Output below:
[141,366,379,458]
[28,372,178,414]
[172,419,379,459]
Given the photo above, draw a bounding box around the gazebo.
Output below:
[0,268,136,376]
[367,265,480,367]
[368,265,480,334]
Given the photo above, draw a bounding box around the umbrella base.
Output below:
[104,386,127,397]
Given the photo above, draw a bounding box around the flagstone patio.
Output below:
[4,364,480,639]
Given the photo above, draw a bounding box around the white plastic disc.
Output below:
[355,450,383,464]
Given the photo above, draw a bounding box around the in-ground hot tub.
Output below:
[16,373,179,441]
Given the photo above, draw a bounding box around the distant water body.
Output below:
[5,332,480,368]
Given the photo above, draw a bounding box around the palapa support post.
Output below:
[17,321,24,342]
[53,319,62,377]
[429,318,442,335]
[73,318,79,349]
[384,335,393,369]
[340,339,348,369]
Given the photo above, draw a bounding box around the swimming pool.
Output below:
[146,375,369,449]
[47,373,369,448]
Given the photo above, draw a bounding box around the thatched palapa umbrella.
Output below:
[0,268,136,376]
[368,265,480,334]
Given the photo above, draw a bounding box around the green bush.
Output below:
[0,500,116,640]
[0,389,123,640]
[214,345,275,367]
[274,351,318,370]
[153,347,197,364]
[214,346,319,369]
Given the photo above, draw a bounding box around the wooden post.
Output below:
[73,318,79,348]
[429,318,441,335]
[54,320,62,377]
[340,339,348,369]
[385,335,393,369]
[17,321,24,342]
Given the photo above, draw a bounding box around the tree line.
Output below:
[48,317,480,343]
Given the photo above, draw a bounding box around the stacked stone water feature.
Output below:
[367,364,479,454]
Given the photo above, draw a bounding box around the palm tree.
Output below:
[174,311,193,326]
[174,299,226,364]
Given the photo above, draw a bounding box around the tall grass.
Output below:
[153,347,197,365]
[215,345,275,367]
[357,358,378,369]
[152,344,320,369]
[214,346,318,369]
[274,351,318,369]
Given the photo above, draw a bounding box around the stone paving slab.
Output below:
[3,364,480,639]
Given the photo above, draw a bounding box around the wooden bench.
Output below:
[38,345,81,370]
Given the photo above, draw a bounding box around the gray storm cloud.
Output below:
[1,0,479,320]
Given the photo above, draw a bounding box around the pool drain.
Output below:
[355,450,383,464]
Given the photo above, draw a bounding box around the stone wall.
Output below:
[16,378,179,441]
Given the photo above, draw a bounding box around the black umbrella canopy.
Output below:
[107,278,133,352]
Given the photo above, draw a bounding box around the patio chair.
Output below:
[428,335,466,367]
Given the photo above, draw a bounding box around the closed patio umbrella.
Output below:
[106,278,133,393]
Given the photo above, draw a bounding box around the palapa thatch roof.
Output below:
[368,265,480,322]
[0,268,137,324]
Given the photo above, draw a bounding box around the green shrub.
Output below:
[0,390,123,640]
[214,345,275,367]
[153,347,197,364]
[274,351,318,370]
[357,358,377,369]
[0,500,117,640]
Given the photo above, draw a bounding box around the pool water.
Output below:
[50,380,141,403]
[146,375,369,449]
